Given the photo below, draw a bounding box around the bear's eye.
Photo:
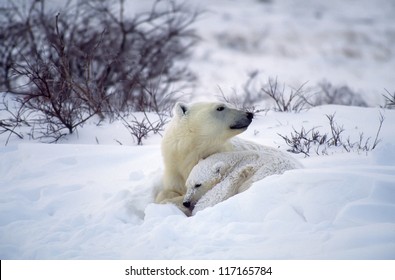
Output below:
[217,106,225,111]
[194,183,202,188]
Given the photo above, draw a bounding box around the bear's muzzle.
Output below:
[229,112,254,129]
[183,201,191,208]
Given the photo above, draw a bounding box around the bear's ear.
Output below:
[173,102,188,117]
[212,161,226,175]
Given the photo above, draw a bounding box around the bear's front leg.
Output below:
[156,169,186,202]
[155,188,183,203]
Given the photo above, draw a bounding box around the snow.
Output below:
[1,106,395,259]
[1,0,395,260]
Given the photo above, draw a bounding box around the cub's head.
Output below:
[182,160,228,209]
[173,102,253,141]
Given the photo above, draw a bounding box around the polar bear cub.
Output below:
[183,149,302,215]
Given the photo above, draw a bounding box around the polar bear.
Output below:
[155,101,258,206]
[183,150,302,214]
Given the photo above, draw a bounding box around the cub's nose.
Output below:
[183,201,191,208]
[246,112,254,120]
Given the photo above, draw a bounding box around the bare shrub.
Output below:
[326,113,344,147]
[10,13,99,142]
[113,81,170,145]
[383,89,395,109]
[119,111,168,145]
[218,71,266,114]
[219,73,313,114]
[224,74,374,115]
[262,78,312,112]
[279,112,385,156]
[0,95,28,145]
[278,126,327,156]
[0,0,199,143]
[315,81,368,107]
[242,70,267,111]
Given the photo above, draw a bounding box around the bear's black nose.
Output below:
[246,112,254,120]
[183,201,191,208]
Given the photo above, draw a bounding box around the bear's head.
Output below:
[172,102,254,143]
[182,160,228,209]
[182,151,260,210]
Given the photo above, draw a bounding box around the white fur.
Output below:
[156,101,254,204]
[183,150,302,215]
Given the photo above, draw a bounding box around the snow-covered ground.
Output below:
[1,0,395,259]
[1,105,394,259]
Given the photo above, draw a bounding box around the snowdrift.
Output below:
[1,106,394,259]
